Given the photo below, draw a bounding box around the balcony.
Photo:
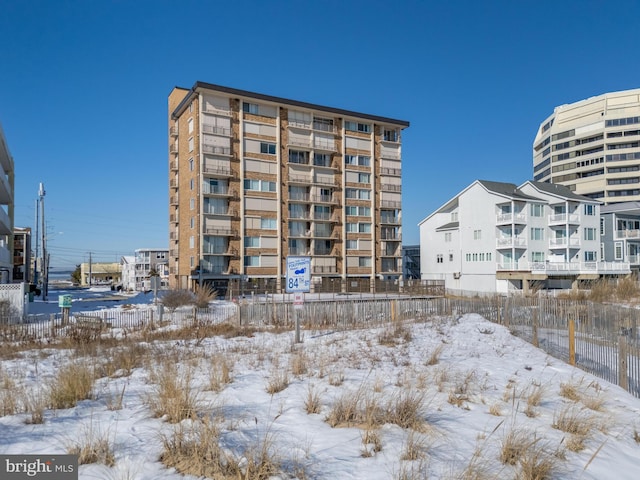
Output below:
[629,255,640,264]
[169,232,178,241]
[313,176,338,186]
[289,138,312,149]
[496,212,527,224]
[549,213,580,224]
[170,160,178,171]
[203,104,232,116]
[289,174,312,185]
[380,231,401,241]
[170,179,178,189]
[202,124,231,136]
[289,192,310,202]
[615,229,640,239]
[381,215,400,225]
[313,140,336,152]
[549,237,581,248]
[311,194,337,204]
[313,247,332,256]
[169,214,177,223]
[170,195,178,205]
[288,210,311,220]
[203,165,233,177]
[381,200,402,209]
[312,229,333,238]
[312,121,337,134]
[289,229,311,238]
[313,211,332,221]
[312,265,337,274]
[202,145,231,156]
[496,261,631,275]
[203,246,237,256]
[203,207,235,216]
[170,249,178,257]
[380,167,401,176]
[288,120,311,130]
[289,247,310,256]
[170,144,178,154]
[203,227,234,236]
[202,184,234,196]
[170,126,178,137]
[496,237,527,248]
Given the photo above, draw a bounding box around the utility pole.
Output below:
[39,183,47,301]
[88,252,92,286]
[33,198,39,288]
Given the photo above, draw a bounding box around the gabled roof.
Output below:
[477,180,540,201]
[521,181,599,203]
[601,201,640,216]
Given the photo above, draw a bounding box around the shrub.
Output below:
[146,363,199,423]
[193,283,218,308]
[161,289,194,312]
[48,362,95,409]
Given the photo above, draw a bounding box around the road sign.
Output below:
[286,256,311,293]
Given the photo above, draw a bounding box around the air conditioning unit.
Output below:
[453,272,461,279]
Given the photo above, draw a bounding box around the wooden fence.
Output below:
[1,295,638,398]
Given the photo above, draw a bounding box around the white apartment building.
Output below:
[419,180,630,294]
[534,88,640,203]
[0,122,14,282]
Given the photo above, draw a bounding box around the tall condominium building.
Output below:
[168,82,409,293]
[533,88,640,203]
[0,122,15,283]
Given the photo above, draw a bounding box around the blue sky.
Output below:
[2,0,640,270]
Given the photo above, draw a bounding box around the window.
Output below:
[530,228,544,241]
[346,239,357,249]
[346,206,370,216]
[189,103,193,113]
[345,188,370,200]
[584,228,596,241]
[383,129,398,142]
[190,198,195,210]
[359,223,371,233]
[345,121,371,133]
[466,253,471,261]
[313,117,334,132]
[289,150,309,164]
[445,232,452,242]
[531,252,545,262]
[615,241,623,260]
[243,102,259,114]
[244,179,276,192]
[188,137,194,152]
[487,252,492,261]
[451,211,458,222]
[480,253,485,261]
[449,253,454,262]
[530,204,544,217]
[260,142,276,155]
[314,153,330,167]
[600,217,605,235]
[190,179,194,190]
[359,257,371,267]
[345,155,370,167]
[156,252,166,259]
[189,235,194,249]
[190,217,194,229]
[244,256,259,266]
[190,256,194,267]
[346,223,357,233]
[261,218,276,229]
[188,118,193,134]
[473,229,481,240]
[358,173,370,184]
[189,158,194,171]
[584,251,597,262]
[584,204,596,216]
[436,254,443,263]
[245,237,259,248]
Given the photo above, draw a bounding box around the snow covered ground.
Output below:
[1,303,640,479]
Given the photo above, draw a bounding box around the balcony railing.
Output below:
[204,165,232,176]
[615,229,640,239]
[496,261,631,275]
[170,144,178,154]
[288,120,311,130]
[314,140,336,151]
[170,196,178,205]
[313,248,332,256]
[628,255,640,264]
[311,194,336,204]
[203,104,232,116]
[288,212,311,220]
[496,212,527,224]
[380,167,401,176]
[289,192,310,202]
[312,265,337,274]
[202,184,231,195]
[380,231,401,240]
[381,200,402,209]
[202,124,231,136]
[289,248,310,256]
[170,179,178,188]
[170,160,178,171]
[380,215,400,224]
[549,213,580,224]
[549,238,581,247]
[289,174,312,184]
[380,150,401,160]
[203,207,234,216]
[312,121,337,133]
[202,145,231,155]
[496,237,527,248]
[203,227,234,236]
[313,211,332,221]
[170,126,178,137]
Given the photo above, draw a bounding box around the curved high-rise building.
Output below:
[533,88,640,203]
